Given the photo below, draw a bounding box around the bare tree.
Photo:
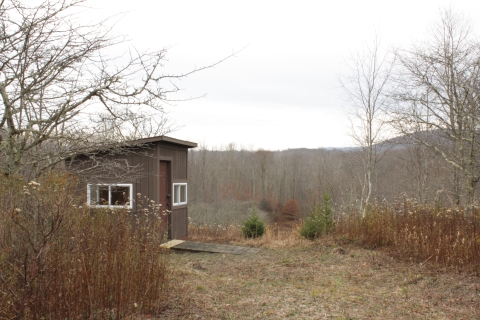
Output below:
[254,148,273,199]
[340,37,394,216]
[0,0,227,178]
[392,10,480,207]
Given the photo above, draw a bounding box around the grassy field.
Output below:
[160,235,480,319]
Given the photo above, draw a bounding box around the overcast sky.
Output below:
[92,0,480,150]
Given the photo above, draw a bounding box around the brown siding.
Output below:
[175,149,187,180]
[125,147,158,211]
[171,207,188,239]
[72,146,160,212]
[157,142,188,180]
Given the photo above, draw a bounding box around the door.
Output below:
[159,161,170,229]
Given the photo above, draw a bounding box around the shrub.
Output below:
[282,199,300,217]
[300,209,324,240]
[0,171,169,319]
[320,188,334,234]
[241,207,265,238]
[300,189,334,240]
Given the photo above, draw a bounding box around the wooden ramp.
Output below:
[161,240,260,255]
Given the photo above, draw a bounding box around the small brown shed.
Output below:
[71,135,197,239]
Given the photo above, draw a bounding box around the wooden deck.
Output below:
[161,240,260,255]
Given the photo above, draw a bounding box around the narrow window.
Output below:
[87,184,133,208]
[173,183,187,206]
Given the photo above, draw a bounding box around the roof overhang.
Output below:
[126,135,197,148]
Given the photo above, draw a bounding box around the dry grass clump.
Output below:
[0,172,169,319]
[335,200,480,271]
[187,223,243,242]
[188,221,309,248]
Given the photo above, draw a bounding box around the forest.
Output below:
[188,142,455,224]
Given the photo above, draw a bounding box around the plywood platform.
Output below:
[161,240,260,255]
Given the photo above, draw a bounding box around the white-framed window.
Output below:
[173,183,187,206]
[87,184,133,208]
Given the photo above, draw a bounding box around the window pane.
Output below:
[174,184,180,204]
[98,186,109,205]
[110,186,130,206]
[180,185,187,203]
[89,185,99,204]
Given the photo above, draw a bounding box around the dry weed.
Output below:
[336,201,480,271]
[188,222,309,249]
[0,172,170,319]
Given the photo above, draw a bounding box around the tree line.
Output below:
[188,143,455,218]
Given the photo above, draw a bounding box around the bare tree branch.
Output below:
[0,0,232,177]
[391,9,480,207]
[340,35,395,216]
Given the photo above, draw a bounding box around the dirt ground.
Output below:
[157,239,480,319]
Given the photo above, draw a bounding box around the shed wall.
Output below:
[72,139,191,239]
[157,141,189,238]
[157,142,188,180]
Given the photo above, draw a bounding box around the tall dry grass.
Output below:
[189,199,479,270]
[188,221,308,248]
[0,172,169,319]
[335,200,480,270]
